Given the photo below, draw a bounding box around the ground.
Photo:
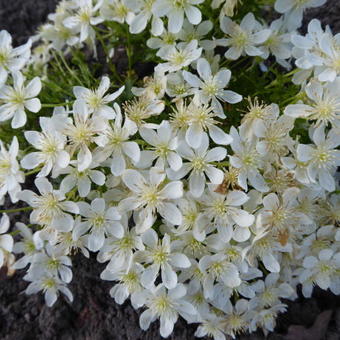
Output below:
[0,0,339,339]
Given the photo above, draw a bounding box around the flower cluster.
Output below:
[0,0,339,339]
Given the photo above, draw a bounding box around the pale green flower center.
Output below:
[47,258,60,270]
[173,0,187,9]
[153,295,172,314]
[202,80,218,97]
[118,236,134,250]
[91,214,105,228]
[42,277,56,289]
[0,51,9,66]
[192,157,206,172]
[155,144,170,157]
[210,261,224,277]
[142,187,160,207]
[153,246,169,264]
[122,271,139,290]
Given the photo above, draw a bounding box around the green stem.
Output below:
[24,168,42,176]
[41,102,73,108]
[57,51,85,86]
[0,206,33,214]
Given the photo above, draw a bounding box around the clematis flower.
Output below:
[137,284,196,338]
[21,117,70,177]
[152,0,204,34]
[137,120,183,171]
[297,126,340,191]
[0,71,41,128]
[63,0,104,43]
[0,30,31,79]
[74,197,123,252]
[155,40,202,73]
[139,230,191,289]
[284,79,340,128]
[0,136,24,203]
[183,58,242,116]
[119,167,183,233]
[218,13,271,60]
[0,214,14,268]
[18,177,79,232]
[25,272,73,307]
[167,133,226,198]
[73,76,125,118]
[275,0,326,30]
[94,103,140,176]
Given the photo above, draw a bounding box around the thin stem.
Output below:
[41,102,74,108]
[57,51,85,86]
[24,168,42,176]
[0,206,33,214]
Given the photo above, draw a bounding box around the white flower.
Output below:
[229,127,269,192]
[260,188,310,233]
[297,126,340,191]
[21,117,70,177]
[64,100,107,171]
[74,197,123,252]
[222,299,253,338]
[245,216,281,273]
[119,167,183,233]
[137,284,196,338]
[195,313,227,340]
[152,0,204,34]
[73,77,125,118]
[284,79,340,128]
[250,303,287,333]
[97,218,144,272]
[13,222,43,269]
[101,262,144,307]
[25,272,73,307]
[137,120,182,171]
[94,104,140,175]
[0,136,24,203]
[300,249,340,295]
[132,71,167,100]
[200,189,254,242]
[218,13,271,60]
[39,12,79,50]
[240,99,279,140]
[199,253,241,299]
[155,40,202,73]
[58,160,105,197]
[63,0,104,43]
[254,115,294,160]
[0,30,31,79]
[183,58,242,116]
[127,0,164,35]
[18,177,79,232]
[139,230,191,289]
[259,18,292,61]
[275,0,326,30]
[251,273,296,309]
[0,71,41,128]
[100,0,134,24]
[29,244,73,283]
[0,214,14,268]
[167,133,226,197]
[177,20,215,50]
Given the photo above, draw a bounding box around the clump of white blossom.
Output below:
[0,0,339,339]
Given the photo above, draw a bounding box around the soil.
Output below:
[0,0,339,339]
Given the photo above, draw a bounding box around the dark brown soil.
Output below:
[0,0,339,339]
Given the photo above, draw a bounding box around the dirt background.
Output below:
[0,0,340,339]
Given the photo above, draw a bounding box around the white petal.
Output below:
[161,263,177,289]
[160,181,183,199]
